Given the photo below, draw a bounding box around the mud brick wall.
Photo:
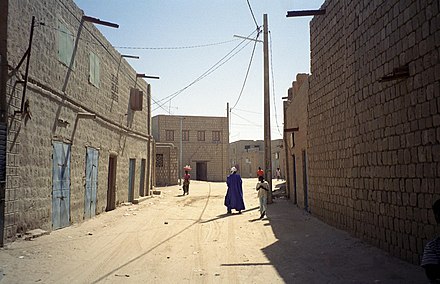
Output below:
[284,74,309,209]
[152,115,229,182]
[308,0,440,263]
[4,0,153,240]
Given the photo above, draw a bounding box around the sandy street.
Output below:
[0,179,426,284]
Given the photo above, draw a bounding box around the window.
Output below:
[212,131,221,142]
[156,154,164,167]
[274,152,280,159]
[197,131,205,141]
[111,74,119,101]
[182,130,189,141]
[89,52,100,88]
[57,20,74,67]
[165,130,174,141]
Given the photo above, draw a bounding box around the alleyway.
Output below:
[0,179,426,283]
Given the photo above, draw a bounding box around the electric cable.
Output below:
[230,31,260,110]
[114,39,238,50]
[152,28,259,111]
[269,31,283,136]
[246,0,259,29]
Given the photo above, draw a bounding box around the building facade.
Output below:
[229,140,264,178]
[230,139,286,180]
[152,115,229,182]
[0,0,154,244]
[283,74,309,208]
[287,0,440,264]
[155,143,178,187]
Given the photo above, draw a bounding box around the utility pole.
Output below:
[263,14,273,203]
[179,117,183,186]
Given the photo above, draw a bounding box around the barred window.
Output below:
[165,130,174,141]
[197,131,205,141]
[182,130,189,141]
[212,131,221,142]
[156,154,164,167]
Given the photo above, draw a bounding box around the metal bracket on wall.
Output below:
[11,16,40,116]
[379,65,410,82]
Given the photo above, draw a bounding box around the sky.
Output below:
[73,0,324,142]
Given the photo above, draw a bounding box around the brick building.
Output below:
[0,0,154,244]
[155,143,178,187]
[283,74,309,209]
[285,0,440,264]
[152,115,229,182]
[229,139,285,180]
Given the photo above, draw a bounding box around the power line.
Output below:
[230,31,261,110]
[246,0,259,29]
[269,31,282,136]
[114,39,238,50]
[152,29,259,112]
[230,110,261,127]
[56,0,170,114]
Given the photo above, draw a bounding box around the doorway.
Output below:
[302,150,309,212]
[128,158,136,202]
[52,142,71,230]
[139,159,146,197]
[292,154,297,205]
[106,155,117,211]
[196,161,207,181]
[84,147,99,219]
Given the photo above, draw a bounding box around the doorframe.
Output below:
[106,153,117,211]
[128,158,136,202]
[302,150,309,212]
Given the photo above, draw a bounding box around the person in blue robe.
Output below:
[224,167,245,214]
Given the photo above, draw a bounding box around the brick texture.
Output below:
[3,0,154,241]
[306,0,440,263]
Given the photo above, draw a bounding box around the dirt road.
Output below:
[0,179,426,283]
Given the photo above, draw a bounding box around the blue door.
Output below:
[128,159,135,202]
[52,142,71,230]
[84,147,99,219]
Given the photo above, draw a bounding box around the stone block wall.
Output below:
[229,140,264,178]
[152,115,229,182]
[284,74,309,209]
[155,143,178,187]
[3,0,153,240]
[308,0,440,263]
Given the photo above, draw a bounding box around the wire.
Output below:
[56,0,171,113]
[246,0,259,29]
[269,31,283,136]
[114,39,238,50]
[152,28,259,112]
[230,110,261,127]
[230,31,260,110]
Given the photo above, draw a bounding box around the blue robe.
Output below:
[224,173,245,211]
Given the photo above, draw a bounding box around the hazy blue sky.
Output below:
[73,0,324,142]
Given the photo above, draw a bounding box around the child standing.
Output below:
[256,175,269,219]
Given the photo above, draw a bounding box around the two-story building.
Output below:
[152,115,229,182]
[0,0,154,244]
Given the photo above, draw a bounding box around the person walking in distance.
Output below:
[257,167,264,178]
[256,175,269,219]
[421,199,440,283]
[224,167,245,214]
[182,165,191,195]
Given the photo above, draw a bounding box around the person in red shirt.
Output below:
[257,167,264,178]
